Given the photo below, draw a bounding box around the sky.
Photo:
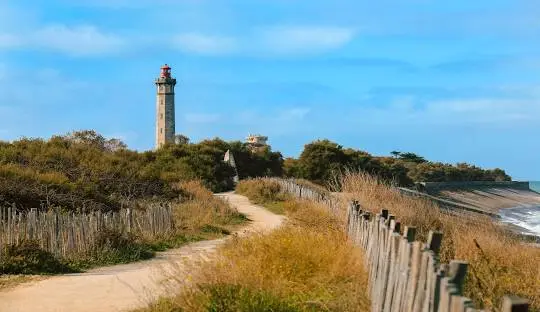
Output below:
[0,0,539,180]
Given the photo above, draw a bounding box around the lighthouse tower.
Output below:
[155,64,177,149]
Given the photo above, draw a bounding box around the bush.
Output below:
[0,241,74,274]
[236,179,288,204]
[0,131,284,213]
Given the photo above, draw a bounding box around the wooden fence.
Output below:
[0,204,174,259]
[269,178,341,215]
[273,178,530,312]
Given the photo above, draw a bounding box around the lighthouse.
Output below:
[155,64,177,149]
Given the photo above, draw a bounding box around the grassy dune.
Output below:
[138,181,370,312]
[0,181,245,275]
[341,172,540,311]
[235,178,292,215]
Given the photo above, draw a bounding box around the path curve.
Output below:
[0,192,284,312]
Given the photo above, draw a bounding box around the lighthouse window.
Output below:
[160,128,163,134]
[160,113,163,119]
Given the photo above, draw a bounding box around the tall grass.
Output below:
[172,181,247,234]
[341,172,540,311]
[138,189,370,312]
[236,178,290,204]
[1,181,245,274]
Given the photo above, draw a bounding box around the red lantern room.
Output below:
[160,64,172,78]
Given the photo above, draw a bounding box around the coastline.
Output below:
[436,187,540,213]
[498,205,540,237]
[414,181,540,239]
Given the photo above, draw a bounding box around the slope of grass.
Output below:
[235,178,292,215]
[136,185,369,312]
[341,172,540,311]
[1,181,246,275]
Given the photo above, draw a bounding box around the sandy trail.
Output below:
[0,192,284,312]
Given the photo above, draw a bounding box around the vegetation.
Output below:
[137,182,370,312]
[284,139,511,187]
[0,274,46,290]
[0,132,509,213]
[236,179,296,215]
[1,181,246,274]
[0,130,282,213]
[341,172,540,311]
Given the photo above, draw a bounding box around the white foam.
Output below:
[499,205,540,236]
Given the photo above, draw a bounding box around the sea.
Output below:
[498,181,540,236]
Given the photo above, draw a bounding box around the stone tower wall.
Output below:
[155,77,176,149]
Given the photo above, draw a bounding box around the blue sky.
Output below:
[0,0,539,180]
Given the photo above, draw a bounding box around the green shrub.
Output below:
[0,241,74,274]
[74,228,155,268]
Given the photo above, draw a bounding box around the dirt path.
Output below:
[0,192,284,312]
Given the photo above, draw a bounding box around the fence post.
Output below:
[404,226,416,242]
[7,205,12,245]
[501,296,529,312]
[448,260,468,295]
[427,231,443,255]
[126,208,132,233]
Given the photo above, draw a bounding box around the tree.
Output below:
[104,139,127,152]
[298,140,346,184]
[397,152,427,164]
[174,134,190,145]
[283,158,302,178]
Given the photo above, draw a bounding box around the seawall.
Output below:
[416,181,531,193]
[409,181,540,214]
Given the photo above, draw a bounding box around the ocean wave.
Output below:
[499,205,540,236]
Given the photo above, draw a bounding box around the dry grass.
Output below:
[172,181,247,234]
[293,179,331,196]
[341,172,540,311]
[236,179,292,215]
[138,191,370,312]
[0,180,246,275]
[0,274,47,291]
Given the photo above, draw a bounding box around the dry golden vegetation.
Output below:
[236,179,289,203]
[172,181,246,234]
[0,181,245,274]
[293,179,331,196]
[138,184,370,312]
[235,179,292,215]
[341,172,540,311]
[0,274,47,290]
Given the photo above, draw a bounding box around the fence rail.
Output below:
[0,205,174,259]
[274,178,530,312]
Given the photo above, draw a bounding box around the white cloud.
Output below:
[185,113,221,123]
[172,33,237,55]
[31,25,125,56]
[170,26,356,56]
[355,96,540,127]
[259,26,356,54]
[423,99,540,123]
[0,21,125,56]
[0,33,22,49]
